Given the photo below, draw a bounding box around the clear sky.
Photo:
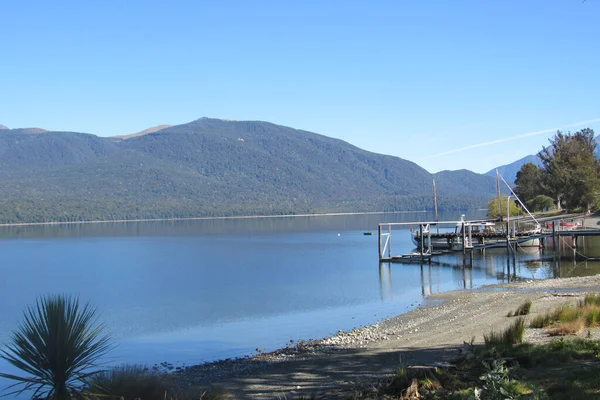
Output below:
[1,1,598,173]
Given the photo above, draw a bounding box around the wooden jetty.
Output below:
[378,214,599,264]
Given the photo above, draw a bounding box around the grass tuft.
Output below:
[548,319,585,336]
[529,311,552,328]
[87,364,168,400]
[418,376,441,391]
[87,365,231,400]
[557,305,582,323]
[384,367,410,395]
[514,299,532,316]
[585,306,600,327]
[584,293,600,307]
[484,318,525,347]
[528,295,600,333]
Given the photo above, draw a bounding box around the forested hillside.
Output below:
[0,118,498,223]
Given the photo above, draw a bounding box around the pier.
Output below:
[378,214,598,264]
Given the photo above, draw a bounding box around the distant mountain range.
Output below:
[0,118,505,224]
[485,155,542,184]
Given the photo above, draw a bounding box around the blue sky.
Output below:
[1,0,598,173]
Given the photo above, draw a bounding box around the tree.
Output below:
[529,194,554,212]
[0,295,112,399]
[539,128,600,211]
[487,195,523,219]
[514,162,545,209]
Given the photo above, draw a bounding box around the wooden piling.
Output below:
[378,225,382,261]
[419,224,424,257]
[462,222,466,256]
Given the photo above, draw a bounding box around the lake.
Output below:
[0,211,598,376]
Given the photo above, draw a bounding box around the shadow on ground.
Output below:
[200,344,461,399]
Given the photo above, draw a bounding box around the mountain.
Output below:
[0,118,500,224]
[0,126,49,134]
[113,124,173,140]
[485,154,542,184]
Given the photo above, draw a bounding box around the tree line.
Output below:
[488,128,600,218]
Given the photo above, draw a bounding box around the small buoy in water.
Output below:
[338,233,341,236]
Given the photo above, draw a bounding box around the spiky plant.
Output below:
[0,294,112,399]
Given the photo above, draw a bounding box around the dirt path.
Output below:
[176,276,600,399]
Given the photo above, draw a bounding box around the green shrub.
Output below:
[478,360,525,400]
[505,338,600,367]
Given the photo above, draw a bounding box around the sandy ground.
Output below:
[174,275,600,399]
[583,214,600,228]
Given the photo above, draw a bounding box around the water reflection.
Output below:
[0,211,441,240]
[378,237,600,300]
[378,263,393,301]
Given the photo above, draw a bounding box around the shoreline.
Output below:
[1,209,594,229]
[0,210,426,228]
[173,275,600,398]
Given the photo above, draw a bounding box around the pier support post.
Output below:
[557,233,562,266]
[419,224,424,258]
[388,227,392,258]
[552,220,557,250]
[378,225,382,261]
[462,222,466,256]
[469,248,474,268]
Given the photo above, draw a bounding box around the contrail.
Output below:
[424,118,600,159]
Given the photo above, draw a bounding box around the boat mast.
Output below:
[496,169,503,221]
[433,179,439,233]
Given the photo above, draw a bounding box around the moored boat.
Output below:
[411,216,541,251]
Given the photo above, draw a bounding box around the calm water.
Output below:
[0,211,599,378]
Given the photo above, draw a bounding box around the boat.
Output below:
[411,216,541,251]
[545,220,582,231]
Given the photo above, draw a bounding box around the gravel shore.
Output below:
[172,274,600,398]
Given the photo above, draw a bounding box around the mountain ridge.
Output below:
[485,154,542,184]
[0,118,501,223]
